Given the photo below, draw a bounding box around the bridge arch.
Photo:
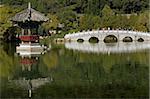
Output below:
[103,35,118,43]
[89,37,99,43]
[77,38,84,43]
[123,36,133,42]
[137,38,144,42]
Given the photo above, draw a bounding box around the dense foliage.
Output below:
[0,0,149,38]
[1,0,149,14]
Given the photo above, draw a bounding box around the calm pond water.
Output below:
[0,41,149,98]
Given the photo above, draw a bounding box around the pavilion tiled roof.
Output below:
[11,3,49,22]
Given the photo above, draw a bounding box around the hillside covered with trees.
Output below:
[0,0,149,38]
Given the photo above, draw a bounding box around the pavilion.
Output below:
[11,2,49,55]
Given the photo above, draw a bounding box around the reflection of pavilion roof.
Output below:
[8,77,53,97]
[9,78,50,89]
[11,3,48,22]
[65,41,150,54]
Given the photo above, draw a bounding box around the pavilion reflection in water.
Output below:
[9,50,52,98]
[65,41,150,54]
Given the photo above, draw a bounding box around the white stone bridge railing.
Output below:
[64,30,150,41]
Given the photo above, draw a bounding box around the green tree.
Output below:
[0,5,21,35]
[101,5,114,28]
[57,10,78,32]
[79,15,100,30]
[134,11,149,32]
[42,14,60,30]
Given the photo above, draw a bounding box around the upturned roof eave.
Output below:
[11,8,49,22]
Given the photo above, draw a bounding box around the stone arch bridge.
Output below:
[64,30,150,42]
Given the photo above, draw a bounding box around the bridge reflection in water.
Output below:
[65,41,150,54]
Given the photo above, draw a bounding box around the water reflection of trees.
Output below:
[0,47,26,98]
[0,45,149,98]
[42,50,58,69]
[34,61,148,98]
[34,48,149,98]
[0,47,18,78]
